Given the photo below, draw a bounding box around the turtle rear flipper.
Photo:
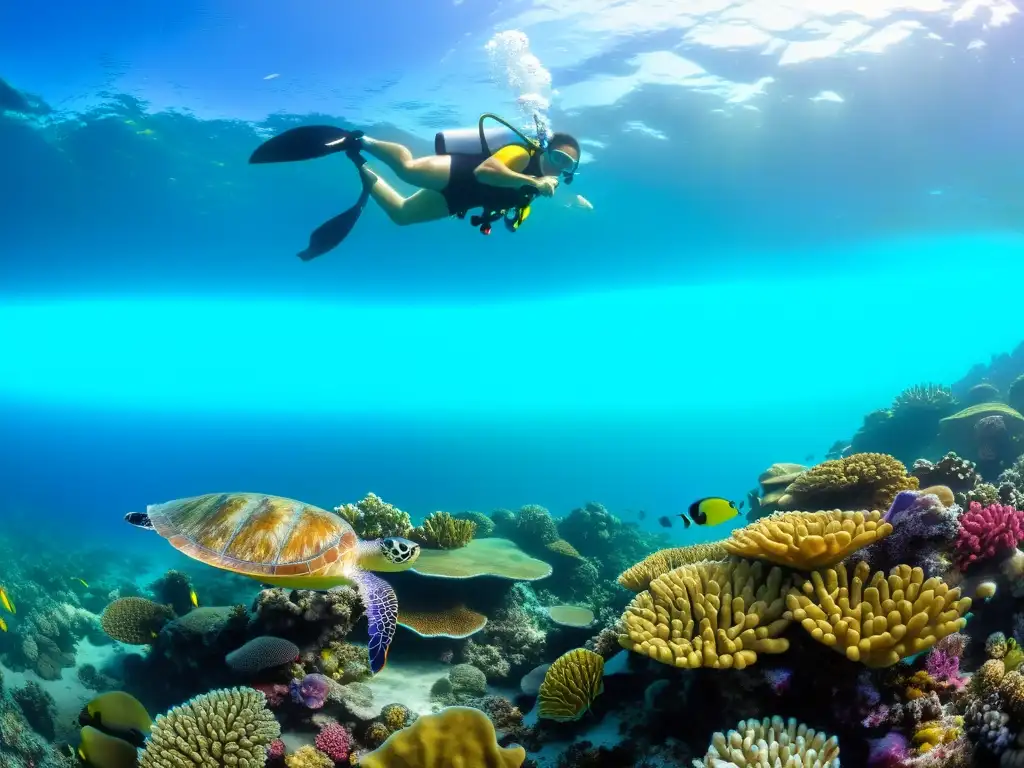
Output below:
[124,512,154,530]
[346,572,398,675]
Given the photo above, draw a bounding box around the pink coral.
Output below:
[314,723,352,763]
[268,740,286,762]
[954,501,1024,571]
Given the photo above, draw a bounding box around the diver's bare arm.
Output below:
[473,157,539,189]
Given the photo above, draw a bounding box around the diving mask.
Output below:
[545,147,578,180]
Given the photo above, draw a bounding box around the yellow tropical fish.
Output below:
[0,617,7,632]
[189,589,199,608]
[0,586,14,614]
[74,578,89,589]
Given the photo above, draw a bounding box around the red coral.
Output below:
[954,501,1024,571]
[252,683,290,708]
[315,723,352,763]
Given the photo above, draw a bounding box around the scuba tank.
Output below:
[434,113,539,156]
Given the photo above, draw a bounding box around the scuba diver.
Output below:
[249,114,581,260]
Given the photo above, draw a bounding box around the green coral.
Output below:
[100,597,175,644]
[409,511,476,549]
[139,687,280,768]
[333,493,412,539]
[514,505,559,545]
[454,511,495,537]
[449,664,488,697]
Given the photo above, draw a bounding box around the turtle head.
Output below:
[360,537,421,572]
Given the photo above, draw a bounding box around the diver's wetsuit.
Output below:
[441,150,543,216]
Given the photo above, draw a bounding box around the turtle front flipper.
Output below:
[348,571,398,674]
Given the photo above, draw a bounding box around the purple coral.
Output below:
[862,491,960,577]
[924,647,967,690]
[867,732,909,767]
[290,673,332,709]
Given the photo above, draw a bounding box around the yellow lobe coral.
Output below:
[101,598,175,644]
[913,717,962,753]
[777,452,918,512]
[617,541,730,592]
[723,510,893,570]
[618,559,792,670]
[693,715,840,767]
[409,511,476,550]
[140,687,280,768]
[397,606,488,638]
[784,561,972,667]
[537,649,604,722]
[357,706,525,768]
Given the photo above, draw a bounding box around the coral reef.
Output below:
[619,559,791,669]
[777,453,919,512]
[140,687,280,768]
[785,560,971,666]
[953,500,1024,572]
[333,493,412,539]
[537,648,604,721]
[101,597,175,644]
[409,511,476,549]
[692,716,840,767]
[616,541,729,592]
[357,706,525,768]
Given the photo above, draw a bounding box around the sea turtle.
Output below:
[124,492,420,674]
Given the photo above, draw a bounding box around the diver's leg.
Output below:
[361,138,452,192]
[359,167,450,226]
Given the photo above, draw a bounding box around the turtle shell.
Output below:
[147,493,358,578]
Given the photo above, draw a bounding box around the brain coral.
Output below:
[100,598,175,644]
[357,706,525,768]
[139,687,281,768]
[723,509,892,570]
[785,561,971,667]
[537,648,604,722]
[225,637,299,674]
[618,559,792,670]
[617,542,730,592]
[777,452,919,512]
[692,715,839,767]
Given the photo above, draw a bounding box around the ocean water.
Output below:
[2,1,1024,767]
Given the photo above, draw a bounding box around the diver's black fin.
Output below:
[297,174,373,261]
[249,125,360,164]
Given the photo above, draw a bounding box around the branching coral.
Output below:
[513,505,559,546]
[692,716,840,767]
[139,687,280,768]
[409,511,476,550]
[100,597,175,644]
[333,493,412,539]
[784,561,971,667]
[617,542,729,591]
[618,559,792,669]
[724,510,892,570]
[777,453,918,512]
[454,511,495,537]
[537,648,604,722]
[954,501,1024,572]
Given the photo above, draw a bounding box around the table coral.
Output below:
[397,605,487,638]
[692,715,839,767]
[784,561,971,667]
[618,559,792,669]
[537,648,604,722]
[724,510,892,570]
[953,500,1024,572]
[357,706,525,768]
[777,453,918,512]
[617,541,729,591]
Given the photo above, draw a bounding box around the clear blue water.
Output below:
[1,0,1022,540]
